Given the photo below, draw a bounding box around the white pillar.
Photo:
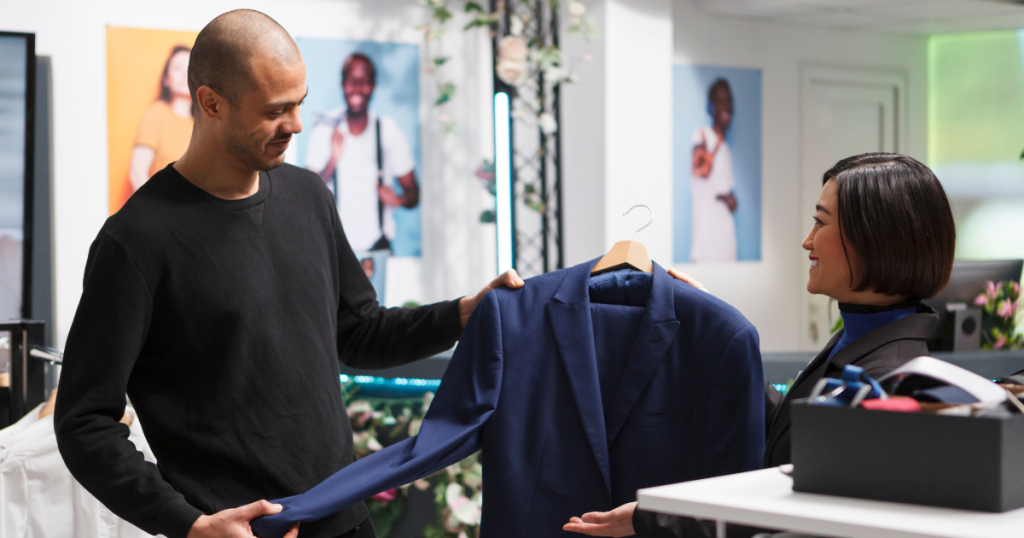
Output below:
[562,0,674,267]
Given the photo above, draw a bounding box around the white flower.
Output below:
[347,400,373,414]
[497,35,528,61]
[544,65,569,82]
[539,113,558,135]
[446,483,482,526]
[510,15,525,36]
[569,1,586,16]
[496,58,527,86]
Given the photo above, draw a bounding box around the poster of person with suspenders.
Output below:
[295,38,422,303]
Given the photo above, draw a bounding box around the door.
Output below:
[799,66,907,349]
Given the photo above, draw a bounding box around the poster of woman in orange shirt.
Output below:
[107,27,198,213]
[129,46,192,191]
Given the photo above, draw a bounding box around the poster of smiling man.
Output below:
[673,65,762,264]
[295,37,422,266]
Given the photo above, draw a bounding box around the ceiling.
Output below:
[691,0,1024,34]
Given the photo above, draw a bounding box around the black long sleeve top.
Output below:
[54,164,463,538]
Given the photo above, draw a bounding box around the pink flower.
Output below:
[986,281,999,299]
[1012,281,1021,295]
[371,489,398,504]
[975,294,990,307]
[997,299,1015,320]
[995,336,1007,349]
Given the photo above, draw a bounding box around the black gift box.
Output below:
[791,402,1024,512]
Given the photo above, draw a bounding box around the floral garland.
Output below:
[344,382,484,537]
[974,280,1024,350]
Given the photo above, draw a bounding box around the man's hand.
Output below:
[563,501,636,537]
[716,192,738,213]
[187,500,299,538]
[378,184,405,207]
[459,270,525,327]
[668,268,708,293]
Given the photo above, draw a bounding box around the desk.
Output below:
[637,468,1024,538]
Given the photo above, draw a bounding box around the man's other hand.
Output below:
[668,268,708,293]
[187,500,299,538]
[459,269,525,327]
[563,501,636,537]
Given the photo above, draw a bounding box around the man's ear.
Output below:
[196,85,225,122]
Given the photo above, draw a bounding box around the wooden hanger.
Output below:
[591,205,654,276]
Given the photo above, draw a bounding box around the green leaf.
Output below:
[435,82,456,106]
[465,1,484,12]
[434,6,453,23]
[433,56,451,66]
[463,13,498,30]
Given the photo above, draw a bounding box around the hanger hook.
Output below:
[624,205,654,241]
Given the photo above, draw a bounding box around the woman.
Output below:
[563,153,957,538]
[127,45,193,193]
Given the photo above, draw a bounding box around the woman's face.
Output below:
[165,51,191,99]
[803,178,860,300]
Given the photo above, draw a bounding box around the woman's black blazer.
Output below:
[633,304,941,538]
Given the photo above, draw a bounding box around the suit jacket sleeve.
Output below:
[704,324,765,476]
[331,191,463,370]
[251,290,505,538]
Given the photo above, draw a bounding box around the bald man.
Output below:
[54,10,522,538]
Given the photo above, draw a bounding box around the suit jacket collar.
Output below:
[547,258,680,496]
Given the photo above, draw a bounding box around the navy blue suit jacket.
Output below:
[252,260,764,538]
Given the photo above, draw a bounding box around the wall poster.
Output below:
[673,64,762,264]
[107,27,198,214]
[293,38,423,304]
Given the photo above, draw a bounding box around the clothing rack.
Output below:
[0,320,48,428]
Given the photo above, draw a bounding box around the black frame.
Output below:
[0,31,36,320]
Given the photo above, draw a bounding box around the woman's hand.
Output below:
[562,501,636,537]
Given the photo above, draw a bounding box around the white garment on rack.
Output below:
[0,403,161,538]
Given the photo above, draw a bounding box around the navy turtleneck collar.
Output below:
[828,300,921,360]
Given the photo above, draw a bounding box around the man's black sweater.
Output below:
[54,164,463,538]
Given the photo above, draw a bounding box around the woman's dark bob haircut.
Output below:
[823,152,955,300]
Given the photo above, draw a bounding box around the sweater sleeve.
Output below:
[54,234,203,538]
[332,202,464,369]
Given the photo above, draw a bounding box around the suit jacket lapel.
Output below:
[604,263,681,446]
[548,260,612,495]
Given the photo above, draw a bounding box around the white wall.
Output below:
[0,0,496,347]
[563,0,929,351]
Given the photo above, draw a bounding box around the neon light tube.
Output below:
[494,92,514,274]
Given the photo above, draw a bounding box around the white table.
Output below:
[637,468,1024,538]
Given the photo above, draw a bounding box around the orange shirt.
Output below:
[134,100,192,176]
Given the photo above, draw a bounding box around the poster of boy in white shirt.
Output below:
[690,78,738,263]
[305,53,419,255]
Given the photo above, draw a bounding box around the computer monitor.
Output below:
[924,260,1024,351]
[0,32,35,321]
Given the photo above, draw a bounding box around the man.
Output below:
[305,53,416,254]
[690,78,738,264]
[54,10,522,538]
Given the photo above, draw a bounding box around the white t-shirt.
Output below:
[305,109,416,253]
[689,126,738,263]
